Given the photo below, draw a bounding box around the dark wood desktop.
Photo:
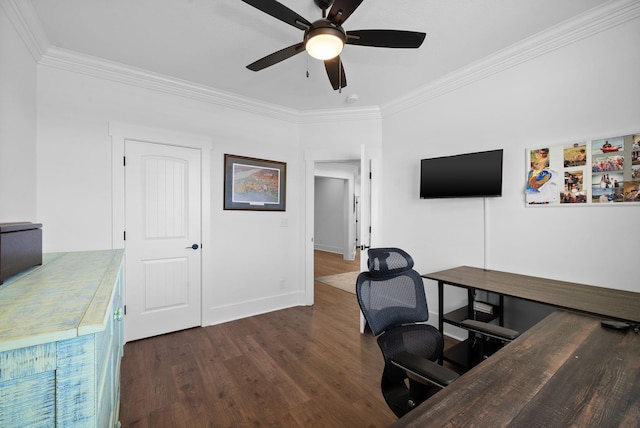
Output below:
[424,265,640,324]
[390,266,640,427]
[391,309,640,427]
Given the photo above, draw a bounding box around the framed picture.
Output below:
[224,154,286,211]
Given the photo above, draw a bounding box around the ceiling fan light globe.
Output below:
[305,28,345,60]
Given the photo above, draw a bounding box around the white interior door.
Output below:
[124,140,202,341]
[359,144,372,268]
[359,144,371,332]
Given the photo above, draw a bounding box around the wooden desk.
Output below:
[423,265,640,324]
[390,310,640,427]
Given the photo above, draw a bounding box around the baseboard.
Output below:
[202,291,306,327]
[314,245,343,254]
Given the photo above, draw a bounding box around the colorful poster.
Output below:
[526,133,640,206]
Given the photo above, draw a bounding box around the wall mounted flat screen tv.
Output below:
[420,149,503,199]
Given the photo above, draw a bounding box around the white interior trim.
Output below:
[0,0,49,61]
[382,0,640,116]
[109,121,212,329]
[12,0,637,119]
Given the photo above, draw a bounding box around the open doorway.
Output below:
[314,162,360,260]
[304,147,379,311]
[313,161,361,295]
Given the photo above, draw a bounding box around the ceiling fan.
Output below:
[241,0,426,91]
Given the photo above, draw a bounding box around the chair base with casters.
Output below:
[356,248,459,418]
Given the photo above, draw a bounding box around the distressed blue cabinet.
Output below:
[0,250,125,427]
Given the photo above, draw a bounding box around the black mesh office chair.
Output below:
[356,248,459,417]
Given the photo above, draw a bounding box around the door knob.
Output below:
[186,244,199,250]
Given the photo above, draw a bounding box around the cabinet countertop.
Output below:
[0,249,124,352]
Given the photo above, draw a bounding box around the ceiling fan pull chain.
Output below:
[306,55,310,78]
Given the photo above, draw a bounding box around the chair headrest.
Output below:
[367,248,414,277]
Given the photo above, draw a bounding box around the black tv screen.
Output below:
[420,149,503,199]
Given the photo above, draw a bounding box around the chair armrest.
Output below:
[460,319,520,341]
[391,352,459,388]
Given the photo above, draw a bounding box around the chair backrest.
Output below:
[356,248,429,336]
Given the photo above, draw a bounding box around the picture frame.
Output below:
[224,154,286,211]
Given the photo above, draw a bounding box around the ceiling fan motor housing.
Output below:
[304,19,346,46]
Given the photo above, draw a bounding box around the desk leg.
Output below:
[467,288,475,368]
[438,281,444,365]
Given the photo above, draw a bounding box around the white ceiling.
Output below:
[29,0,608,111]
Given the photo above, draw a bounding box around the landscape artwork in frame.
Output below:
[224,154,286,211]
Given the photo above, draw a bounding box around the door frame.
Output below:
[304,146,380,306]
[109,122,212,341]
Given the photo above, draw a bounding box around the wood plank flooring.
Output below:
[119,250,452,427]
[119,250,390,427]
[313,249,361,277]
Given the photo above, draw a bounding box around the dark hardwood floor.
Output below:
[119,250,454,427]
[119,250,391,427]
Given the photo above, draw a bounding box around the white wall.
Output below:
[0,5,37,221]
[381,15,640,334]
[2,1,382,326]
[35,65,303,325]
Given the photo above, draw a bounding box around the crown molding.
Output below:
[39,46,381,124]
[382,0,640,117]
[39,47,303,123]
[8,1,377,123]
[0,0,49,62]
[298,106,381,124]
[14,0,638,123]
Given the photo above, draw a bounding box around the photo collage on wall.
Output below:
[525,133,640,205]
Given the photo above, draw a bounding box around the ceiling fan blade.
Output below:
[247,42,306,71]
[327,0,364,26]
[324,56,347,90]
[241,0,311,31]
[346,29,426,48]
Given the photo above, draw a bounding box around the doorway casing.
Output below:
[109,122,212,341]
[304,146,380,307]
